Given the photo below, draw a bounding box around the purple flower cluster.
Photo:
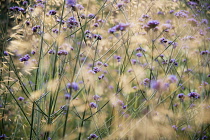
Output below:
[32,25,41,32]
[18,96,25,101]
[48,50,55,54]
[93,95,100,101]
[19,54,30,62]
[9,6,25,13]
[89,102,97,108]
[87,134,98,139]
[58,50,68,55]
[66,0,77,7]
[147,20,159,28]
[49,10,56,15]
[67,82,79,91]
[188,92,200,99]
[177,93,185,101]
[174,11,188,18]
[108,23,130,33]
[67,17,79,29]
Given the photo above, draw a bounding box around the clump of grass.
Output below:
[0,0,210,139]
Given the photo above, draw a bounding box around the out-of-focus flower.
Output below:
[66,0,77,7]
[93,95,100,101]
[19,54,30,62]
[48,50,55,54]
[3,51,9,56]
[65,94,71,100]
[49,10,56,15]
[168,75,178,83]
[89,102,97,108]
[88,134,98,139]
[58,50,68,55]
[174,11,188,18]
[18,96,25,101]
[147,20,159,28]
[188,92,200,99]
[201,19,208,24]
[67,82,79,91]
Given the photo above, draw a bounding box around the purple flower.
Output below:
[88,134,98,139]
[67,17,79,28]
[19,54,30,62]
[65,94,71,100]
[31,50,36,55]
[114,55,121,62]
[49,10,56,15]
[136,52,143,57]
[142,78,150,86]
[0,134,7,139]
[93,23,99,27]
[188,92,200,99]
[177,93,185,99]
[3,51,9,56]
[94,34,102,40]
[67,82,79,91]
[103,63,108,67]
[160,37,167,43]
[66,0,77,6]
[93,95,100,101]
[22,1,28,5]
[172,125,178,130]
[169,10,174,14]
[108,23,129,33]
[88,14,95,19]
[201,19,208,24]
[131,59,137,65]
[25,21,30,26]
[98,74,104,80]
[168,75,178,83]
[48,49,55,54]
[174,11,188,18]
[147,20,159,28]
[142,14,149,18]
[122,105,127,109]
[93,67,101,73]
[58,50,68,55]
[89,102,97,108]
[108,27,116,34]
[117,3,124,9]
[18,97,25,101]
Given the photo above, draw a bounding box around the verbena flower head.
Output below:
[88,134,98,139]
[174,11,188,18]
[58,50,68,55]
[64,93,71,100]
[168,75,178,83]
[177,93,185,101]
[67,82,79,91]
[18,96,25,101]
[136,52,143,57]
[66,0,77,7]
[89,102,97,108]
[188,92,200,99]
[19,54,30,62]
[93,95,100,101]
[49,10,56,15]
[147,20,159,28]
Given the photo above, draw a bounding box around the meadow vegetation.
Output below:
[0,0,210,139]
